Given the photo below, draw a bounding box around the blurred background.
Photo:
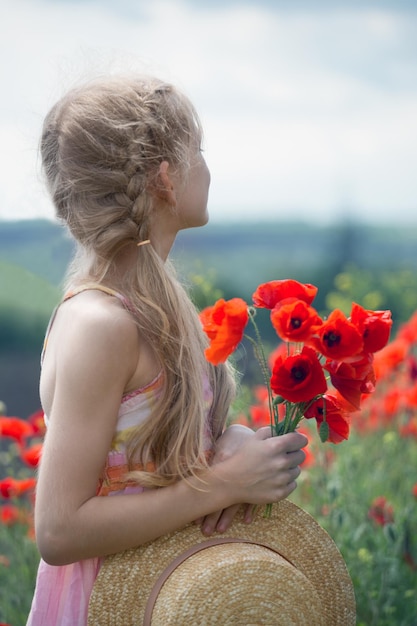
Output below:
[1,5,417,624]
[1,0,417,415]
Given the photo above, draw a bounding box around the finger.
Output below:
[254,426,275,440]
[290,465,302,481]
[214,504,242,533]
[243,503,258,524]
[201,510,223,536]
[277,431,309,452]
[255,429,308,449]
[286,448,306,468]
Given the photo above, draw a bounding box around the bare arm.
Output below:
[35,300,307,566]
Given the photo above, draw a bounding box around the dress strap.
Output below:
[62,282,134,311]
[41,282,136,365]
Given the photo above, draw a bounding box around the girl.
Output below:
[27,75,307,625]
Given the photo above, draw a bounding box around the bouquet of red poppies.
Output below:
[200,279,392,444]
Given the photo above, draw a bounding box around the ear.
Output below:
[152,161,177,207]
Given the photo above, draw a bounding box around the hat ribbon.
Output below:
[143,536,296,626]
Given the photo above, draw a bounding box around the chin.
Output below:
[182,211,209,230]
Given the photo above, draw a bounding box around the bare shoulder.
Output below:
[41,291,140,409]
[59,290,138,347]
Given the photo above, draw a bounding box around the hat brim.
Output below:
[88,499,355,625]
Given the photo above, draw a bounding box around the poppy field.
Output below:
[1,290,417,625]
[229,303,417,626]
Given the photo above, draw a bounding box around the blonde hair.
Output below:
[40,76,236,487]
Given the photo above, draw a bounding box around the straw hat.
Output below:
[88,500,355,625]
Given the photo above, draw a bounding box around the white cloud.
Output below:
[0,0,416,224]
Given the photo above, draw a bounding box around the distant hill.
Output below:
[0,219,74,286]
[0,259,59,417]
[2,217,415,295]
[173,219,417,304]
[0,260,60,315]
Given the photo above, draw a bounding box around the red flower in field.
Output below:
[270,298,323,343]
[252,279,317,309]
[0,504,21,526]
[270,346,327,403]
[0,477,37,499]
[350,303,392,353]
[373,338,408,380]
[0,416,33,444]
[267,341,287,370]
[20,442,43,468]
[413,484,417,499]
[249,404,271,428]
[27,409,46,436]
[309,309,363,360]
[304,394,351,443]
[397,310,417,344]
[368,496,394,526]
[200,298,249,365]
[400,417,417,439]
[297,428,315,468]
[253,385,269,404]
[384,388,404,416]
[324,354,376,410]
[408,355,417,381]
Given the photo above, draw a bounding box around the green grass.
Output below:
[0,524,39,625]
[290,427,417,626]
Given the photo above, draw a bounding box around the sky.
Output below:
[1,0,416,225]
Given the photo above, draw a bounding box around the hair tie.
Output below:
[137,239,151,247]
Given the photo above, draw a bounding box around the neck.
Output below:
[149,234,176,262]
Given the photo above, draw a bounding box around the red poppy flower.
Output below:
[267,341,288,369]
[385,388,404,416]
[271,298,323,343]
[20,443,43,468]
[0,504,21,526]
[413,484,417,499]
[297,428,315,468]
[324,354,376,410]
[253,385,269,404]
[304,394,350,443]
[373,338,408,380]
[249,404,271,428]
[0,477,37,499]
[397,310,417,344]
[368,496,394,526]
[309,309,363,360]
[200,298,249,365]
[252,279,317,309]
[27,409,46,436]
[270,346,327,403]
[400,417,417,439]
[0,417,33,444]
[350,303,392,353]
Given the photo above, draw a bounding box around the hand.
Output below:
[213,427,308,510]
